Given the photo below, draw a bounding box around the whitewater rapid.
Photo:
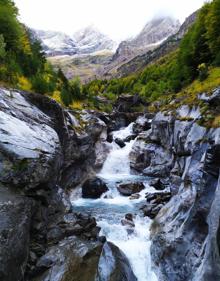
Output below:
[72,123,158,281]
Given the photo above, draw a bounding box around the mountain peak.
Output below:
[73,26,117,54]
[112,16,180,64]
[135,16,181,46]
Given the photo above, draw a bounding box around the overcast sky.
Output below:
[14,0,206,41]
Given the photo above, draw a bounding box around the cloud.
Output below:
[14,0,205,41]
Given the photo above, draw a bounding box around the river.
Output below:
[71,123,158,281]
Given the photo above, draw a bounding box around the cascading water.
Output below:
[72,123,158,281]
[100,123,135,177]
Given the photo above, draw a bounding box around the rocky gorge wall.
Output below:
[1,86,220,281]
[0,88,139,281]
[128,94,220,280]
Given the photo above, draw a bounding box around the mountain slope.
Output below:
[114,17,180,59]
[101,16,181,78]
[103,12,197,78]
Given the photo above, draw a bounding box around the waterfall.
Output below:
[100,123,135,177]
[72,123,158,281]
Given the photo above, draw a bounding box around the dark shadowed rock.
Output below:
[115,138,126,148]
[141,204,163,219]
[124,135,137,142]
[0,88,110,280]
[149,178,166,190]
[0,187,34,281]
[117,182,145,196]
[145,192,171,204]
[140,192,172,219]
[82,177,108,198]
[121,213,135,229]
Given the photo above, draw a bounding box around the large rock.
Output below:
[97,242,137,281]
[32,237,103,281]
[0,88,103,190]
[115,138,126,148]
[32,239,137,281]
[141,192,172,219]
[82,177,108,198]
[113,94,144,113]
[117,182,145,196]
[130,132,173,176]
[0,89,61,189]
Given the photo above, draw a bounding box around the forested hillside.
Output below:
[1,0,220,117]
[83,0,220,115]
[0,0,82,106]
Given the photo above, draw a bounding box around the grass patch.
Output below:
[212,115,220,128]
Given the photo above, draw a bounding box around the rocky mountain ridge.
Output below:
[33,16,182,81]
[103,12,198,78]
[33,26,116,57]
[111,17,180,64]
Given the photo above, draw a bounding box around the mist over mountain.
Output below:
[34,16,182,82]
[111,16,181,65]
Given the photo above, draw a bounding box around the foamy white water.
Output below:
[72,123,158,281]
[99,123,135,177]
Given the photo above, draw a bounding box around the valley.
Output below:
[1,0,220,281]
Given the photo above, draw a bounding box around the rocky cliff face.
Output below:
[129,91,220,280]
[113,17,180,61]
[0,88,114,281]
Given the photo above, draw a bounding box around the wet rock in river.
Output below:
[115,138,126,148]
[125,213,133,221]
[145,192,171,205]
[97,242,138,281]
[32,236,103,281]
[129,193,141,200]
[82,177,108,199]
[32,239,137,281]
[121,213,135,228]
[117,182,145,196]
[123,134,137,142]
